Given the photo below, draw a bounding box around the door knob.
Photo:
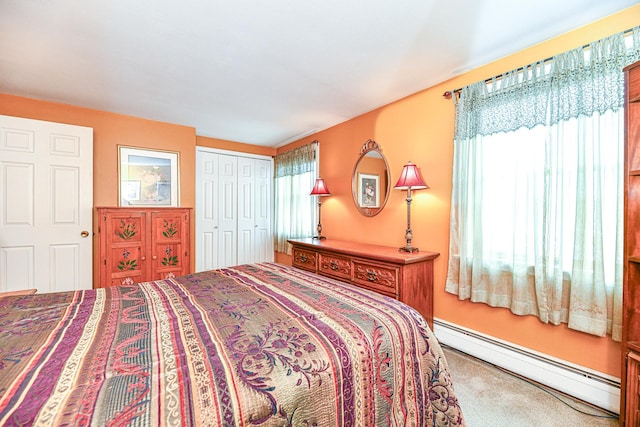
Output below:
[80,231,90,238]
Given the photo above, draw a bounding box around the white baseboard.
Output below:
[433,318,621,414]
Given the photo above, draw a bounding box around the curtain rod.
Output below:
[442,27,635,100]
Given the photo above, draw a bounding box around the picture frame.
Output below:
[118,146,180,206]
[358,173,380,208]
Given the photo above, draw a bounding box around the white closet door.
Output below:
[237,157,255,265]
[195,147,272,271]
[0,115,93,293]
[195,151,219,272]
[253,158,273,263]
[217,154,238,268]
[195,151,237,271]
[237,158,274,265]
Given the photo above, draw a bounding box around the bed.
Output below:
[0,262,464,426]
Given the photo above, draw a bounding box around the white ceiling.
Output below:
[1,1,637,147]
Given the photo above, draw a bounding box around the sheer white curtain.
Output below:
[446,27,640,339]
[274,141,318,254]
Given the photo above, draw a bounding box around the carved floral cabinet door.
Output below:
[97,207,191,288]
[100,210,147,287]
[149,210,190,281]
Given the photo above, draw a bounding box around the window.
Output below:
[273,141,318,253]
[446,27,640,339]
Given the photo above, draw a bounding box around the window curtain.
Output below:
[446,27,640,340]
[274,141,318,253]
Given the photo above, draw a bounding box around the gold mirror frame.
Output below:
[351,139,391,217]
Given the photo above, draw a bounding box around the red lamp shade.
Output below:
[310,178,331,196]
[394,162,428,190]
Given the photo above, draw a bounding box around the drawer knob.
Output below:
[330,260,338,270]
[366,269,378,282]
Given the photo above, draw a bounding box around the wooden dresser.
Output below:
[288,238,439,327]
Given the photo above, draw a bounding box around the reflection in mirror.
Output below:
[351,139,391,217]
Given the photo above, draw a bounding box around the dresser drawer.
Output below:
[318,252,351,281]
[292,247,318,271]
[352,259,399,297]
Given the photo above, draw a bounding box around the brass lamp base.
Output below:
[399,245,419,253]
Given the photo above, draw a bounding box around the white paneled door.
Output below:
[195,147,273,272]
[195,151,238,271]
[237,156,273,264]
[0,115,93,293]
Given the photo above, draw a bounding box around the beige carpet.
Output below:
[442,346,619,426]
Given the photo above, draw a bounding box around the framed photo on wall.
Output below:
[358,173,380,208]
[118,146,180,206]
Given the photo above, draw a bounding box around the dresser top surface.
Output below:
[288,238,439,265]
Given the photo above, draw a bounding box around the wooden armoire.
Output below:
[96,207,191,287]
[622,60,640,425]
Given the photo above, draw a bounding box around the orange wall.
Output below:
[196,135,276,157]
[276,5,640,377]
[0,95,272,283]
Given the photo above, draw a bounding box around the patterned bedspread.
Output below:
[0,263,464,426]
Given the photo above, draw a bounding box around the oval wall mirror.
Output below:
[351,139,391,217]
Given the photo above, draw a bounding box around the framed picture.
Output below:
[118,146,180,206]
[358,173,380,208]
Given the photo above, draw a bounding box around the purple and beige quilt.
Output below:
[0,263,464,426]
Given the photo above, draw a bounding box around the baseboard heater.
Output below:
[432,318,621,414]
